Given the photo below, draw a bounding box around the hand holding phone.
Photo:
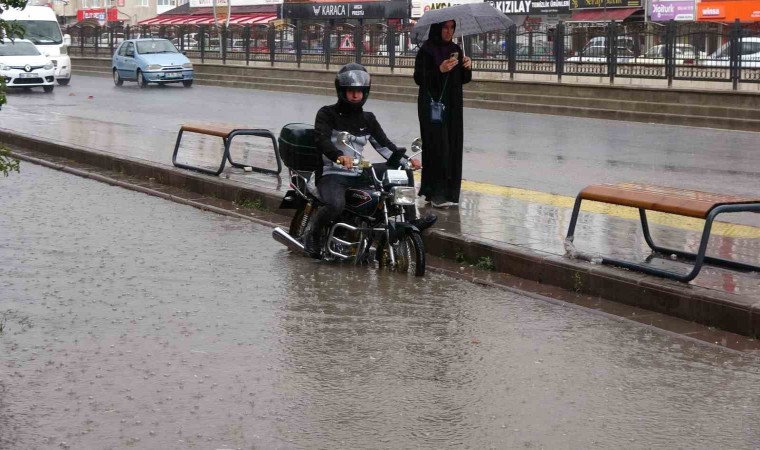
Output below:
[450,52,459,60]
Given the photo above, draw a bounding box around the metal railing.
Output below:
[67,19,760,89]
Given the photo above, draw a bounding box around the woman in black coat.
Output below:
[413,20,472,208]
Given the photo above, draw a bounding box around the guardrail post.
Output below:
[268,24,275,67]
[243,26,251,66]
[388,25,396,71]
[554,21,565,81]
[507,24,516,79]
[94,25,100,57]
[200,25,206,63]
[324,21,332,69]
[664,20,675,87]
[607,21,617,84]
[355,20,363,64]
[730,19,741,90]
[221,25,228,64]
[295,19,302,68]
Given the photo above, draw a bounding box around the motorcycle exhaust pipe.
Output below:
[272,227,305,253]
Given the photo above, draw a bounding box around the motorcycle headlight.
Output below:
[390,186,416,206]
[182,62,193,69]
[146,64,163,71]
[43,63,54,70]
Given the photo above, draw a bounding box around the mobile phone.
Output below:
[450,52,459,60]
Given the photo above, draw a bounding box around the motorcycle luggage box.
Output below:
[278,123,322,172]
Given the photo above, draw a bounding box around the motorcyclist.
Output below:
[302,63,437,258]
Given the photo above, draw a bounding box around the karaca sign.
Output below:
[282,0,408,19]
[697,0,760,22]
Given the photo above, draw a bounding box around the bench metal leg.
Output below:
[567,199,760,282]
[172,130,229,176]
[640,205,760,273]
[225,130,282,175]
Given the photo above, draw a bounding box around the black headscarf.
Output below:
[423,21,459,67]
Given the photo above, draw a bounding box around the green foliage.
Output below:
[236,197,268,211]
[0,0,28,177]
[454,249,496,271]
[474,256,496,271]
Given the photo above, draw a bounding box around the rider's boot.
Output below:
[301,222,322,259]
[412,213,438,232]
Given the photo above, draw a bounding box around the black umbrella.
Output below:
[412,3,515,45]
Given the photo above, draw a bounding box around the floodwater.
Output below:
[2,163,760,450]
[2,75,759,197]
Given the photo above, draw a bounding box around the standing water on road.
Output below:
[2,163,760,449]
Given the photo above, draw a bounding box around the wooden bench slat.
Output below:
[580,183,760,219]
[181,123,241,138]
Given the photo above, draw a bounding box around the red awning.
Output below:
[138,13,276,26]
[568,7,640,22]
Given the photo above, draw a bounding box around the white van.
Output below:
[0,5,72,85]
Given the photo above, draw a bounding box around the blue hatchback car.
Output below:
[112,38,194,88]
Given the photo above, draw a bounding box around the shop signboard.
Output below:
[489,0,570,15]
[282,0,408,19]
[570,0,641,9]
[76,8,118,24]
[697,0,760,22]
[650,0,694,21]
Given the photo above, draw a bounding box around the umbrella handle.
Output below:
[460,34,465,58]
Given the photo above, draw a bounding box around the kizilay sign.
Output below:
[489,0,570,15]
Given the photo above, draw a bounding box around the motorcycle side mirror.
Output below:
[411,137,422,153]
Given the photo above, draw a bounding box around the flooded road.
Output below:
[2,163,760,449]
[2,75,759,197]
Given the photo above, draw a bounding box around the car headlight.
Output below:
[145,64,163,71]
[0,63,10,71]
[182,62,193,69]
[390,186,416,206]
[43,63,54,70]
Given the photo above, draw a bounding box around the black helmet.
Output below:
[335,63,371,110]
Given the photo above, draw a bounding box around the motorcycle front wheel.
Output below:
[378,231,425,276]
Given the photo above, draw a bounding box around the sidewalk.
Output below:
[2,126,759,338]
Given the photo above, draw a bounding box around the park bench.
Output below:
[565,183,760,282]
[172,122,282,176]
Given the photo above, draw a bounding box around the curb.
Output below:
[2,128,758,338]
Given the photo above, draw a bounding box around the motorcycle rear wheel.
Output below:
[378,231,425,276]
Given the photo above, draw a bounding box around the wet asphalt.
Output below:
[2,161,760,449]
[1,74,759,197]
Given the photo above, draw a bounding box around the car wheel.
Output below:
[113,69,123,86]
[43,85,54,93]
[57,78,70,86]
[182,79,193,88]
[136,69,147,88]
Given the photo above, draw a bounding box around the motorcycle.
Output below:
[272,124,426,276]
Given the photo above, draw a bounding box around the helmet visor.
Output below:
[337,69,371,88]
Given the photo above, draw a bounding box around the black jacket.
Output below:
[314,102,407,178]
